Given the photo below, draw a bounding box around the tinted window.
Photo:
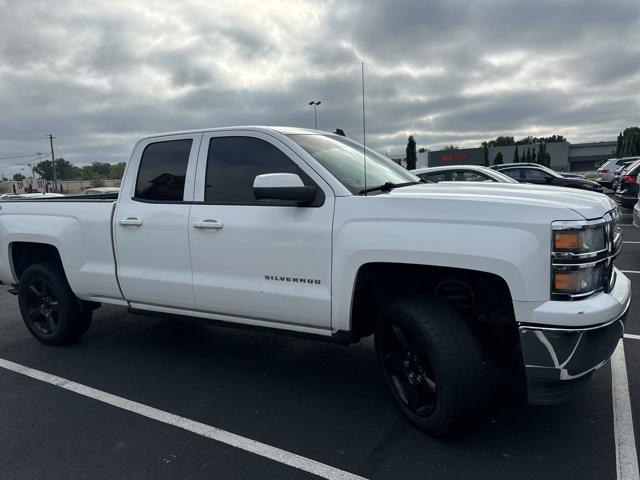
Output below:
[452,170,492,182]
[135,139,192,201]
[625,160,640,175]
[501,168,523,181]
[418,172,451,182]
[205,136,316,204]
[523,168,549,180]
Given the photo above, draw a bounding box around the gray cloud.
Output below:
[0,0,638,174]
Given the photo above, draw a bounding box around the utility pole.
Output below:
[48,134,57,192]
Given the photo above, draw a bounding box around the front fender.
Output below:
[331,203,554,332]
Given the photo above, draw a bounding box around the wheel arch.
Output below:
[349,262,517,345]
[9,241,65,282]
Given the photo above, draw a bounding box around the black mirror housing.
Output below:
[253,185,318,205]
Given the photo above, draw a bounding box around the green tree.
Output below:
[33,158,80,180]
[442,144,458,150]
[488,136,515,147]
[110,162,127,179]
[526,148,532,162]
[13,173,25,181]
[406,136,417,170]
[493,152,504,165]
[481,142,489,166]
[513,146,520,163]
[532,149,537,164]
[615,132,623,157]
[90,177,106,188]
[619,127,640,156]
[92,162,112,177]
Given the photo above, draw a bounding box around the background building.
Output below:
[427,140,616,171]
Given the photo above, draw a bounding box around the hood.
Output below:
[388,182,616,220]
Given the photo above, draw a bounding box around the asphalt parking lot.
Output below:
[0,200,639,480]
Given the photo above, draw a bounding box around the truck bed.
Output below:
[0,199,123,303]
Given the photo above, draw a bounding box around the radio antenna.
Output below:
[361,62,367,195]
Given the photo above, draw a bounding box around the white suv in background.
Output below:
[597,157,640,189]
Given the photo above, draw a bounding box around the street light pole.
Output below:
[308,100,321,130]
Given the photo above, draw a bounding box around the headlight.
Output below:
[551,216,619,299]
[553,226,606,254]
[552,263,605,295]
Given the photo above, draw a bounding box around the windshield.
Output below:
[287,134,419,194]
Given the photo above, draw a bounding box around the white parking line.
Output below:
[611,341,640,480]
[0,357,367,480]
[624,333,640,341]
[620,270,640,274]
[623,241,640,244]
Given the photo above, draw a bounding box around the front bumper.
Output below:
[518,269,631,404]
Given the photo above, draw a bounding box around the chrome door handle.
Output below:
[193,220,224,230]
[119,217,143,227]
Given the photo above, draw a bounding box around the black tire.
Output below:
[375,295,489,436]
[18,261,92,345]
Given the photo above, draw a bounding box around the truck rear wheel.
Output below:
[18,261,92,345]
[375,295,489,436]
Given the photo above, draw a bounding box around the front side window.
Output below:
[287,134,418,194]
[205,136,318,204]
[135,139,192,201]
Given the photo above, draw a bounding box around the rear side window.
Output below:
[417,172,451,182]
[501,168,523,181]
[135,139,192,201]
[523,168,548,180]
[205,136,318,204]
[453,171,491,182]
[625,161,640,175]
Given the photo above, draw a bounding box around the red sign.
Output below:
[443,152,468,162]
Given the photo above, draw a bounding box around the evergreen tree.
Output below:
[493,152,504,165]
[406,136,417,170]
[526,148,532,162]
[615,132,623,157]
[513,146,520,163]
[532,149,537,164]
[482,142,489,166]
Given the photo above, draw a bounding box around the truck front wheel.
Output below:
[375,295,489,436]
[18,261,92,345]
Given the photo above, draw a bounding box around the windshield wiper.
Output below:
[359,180,424,195]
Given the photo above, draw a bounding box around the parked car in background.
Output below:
[490,163,603,192]
[615,159,640,208]
[0,193,64,200]
[413,165,518,184]
[597,157,640,189]
[611,159,638,191]
[559,172,585,179]
[82,187,120,196]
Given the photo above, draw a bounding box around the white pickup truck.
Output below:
[0,127,631,435]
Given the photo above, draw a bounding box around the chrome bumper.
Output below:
[518,293,630,405]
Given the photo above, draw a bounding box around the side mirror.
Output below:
[253,173,318,205]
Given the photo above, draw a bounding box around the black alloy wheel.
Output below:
[375,296,489,436]
[23,278,60,335]
[380,322,437,417]
[18,261,92,345]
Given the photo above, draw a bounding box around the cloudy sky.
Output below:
[0,0,638,172]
